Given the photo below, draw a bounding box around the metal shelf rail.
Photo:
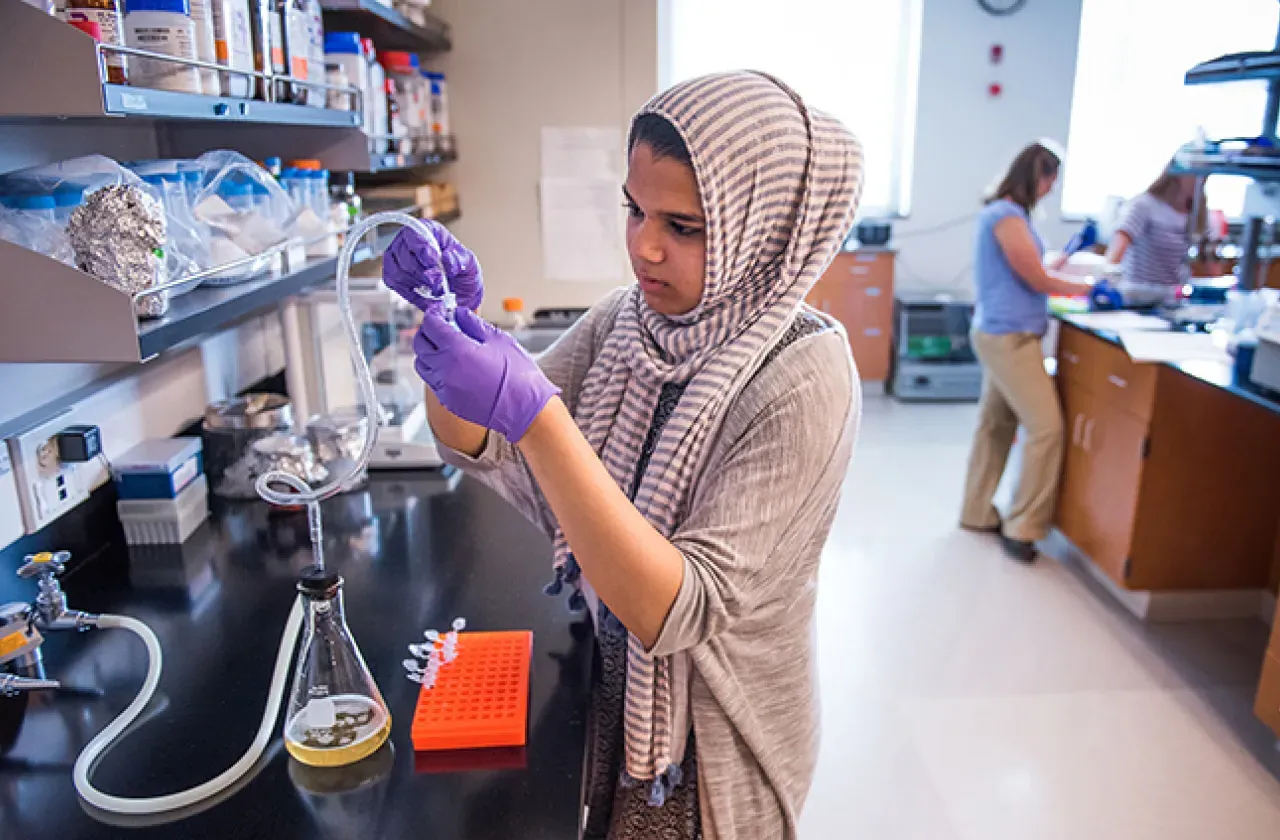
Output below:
[1174,149,1280,182]
[1185,50,1280,86]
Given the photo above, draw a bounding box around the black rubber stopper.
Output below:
[297,565,342,598]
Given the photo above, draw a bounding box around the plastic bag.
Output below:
[128,159,212,289]
[191,151,300,284]
[0,155,172,317]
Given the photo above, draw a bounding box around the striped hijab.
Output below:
[550,71,864,801]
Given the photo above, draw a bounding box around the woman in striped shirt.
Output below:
[1106,159,1205,291]
[383,72,865,839]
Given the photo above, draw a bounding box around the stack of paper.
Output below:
[1066,312,1170,332]
[1118,330,1231,365]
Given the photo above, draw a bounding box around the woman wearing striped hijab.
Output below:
[384,71,863,839]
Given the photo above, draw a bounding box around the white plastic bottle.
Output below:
[425,70,449,153]
[187,0,220,93]
[125,0,202,94]
[364,38,387,153]
[323,32,366,116]
[210,0,254,97]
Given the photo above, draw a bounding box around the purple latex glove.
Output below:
[384,222,483,312]
[414,307,560,442]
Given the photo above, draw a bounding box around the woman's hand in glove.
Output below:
[383,222,484,312]
[413,307,560,443]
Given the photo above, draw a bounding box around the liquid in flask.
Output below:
[285,565,391,767]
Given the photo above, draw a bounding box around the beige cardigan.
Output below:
[440,289,860,839]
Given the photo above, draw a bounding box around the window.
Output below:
[1061,0,1280,219]
[660,0,922,217]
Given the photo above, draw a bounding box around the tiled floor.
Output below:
[801,395,1280,840]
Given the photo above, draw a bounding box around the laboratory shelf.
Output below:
[1174,149,1280,182]
[364,148,456,174]
[321,0,452,53]
[0,238,374,365]
[1185,51,1280,86]
[0,2,359,129]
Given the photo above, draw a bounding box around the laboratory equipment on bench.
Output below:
[304,263,445,469]
[284,566,390,767]
[14,211,455,818]
[1161,276,1236,330]
[201,394,295,499]
[888,296,983,402]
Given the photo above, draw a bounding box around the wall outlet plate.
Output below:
[7,410,94,535]
[0,447,24,551]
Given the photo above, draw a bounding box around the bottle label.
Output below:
[128,21,201,93]
[210,0,254,96]
[287,6,308,80]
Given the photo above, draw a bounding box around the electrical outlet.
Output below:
[0,447,24,551]
[8,411,94,535]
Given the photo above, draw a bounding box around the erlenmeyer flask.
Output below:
[284,566,391,767]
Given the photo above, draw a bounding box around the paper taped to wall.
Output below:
[539,177,624,282]
[541,126,624,179]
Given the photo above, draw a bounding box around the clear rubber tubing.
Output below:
[73,212,451,814]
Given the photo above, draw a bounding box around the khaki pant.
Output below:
[960,330,1064,542]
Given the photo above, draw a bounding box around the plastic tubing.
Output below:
[72,213,442,816]
[255,211,453,511]
[73,598,305,814]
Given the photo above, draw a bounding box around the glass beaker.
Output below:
[284,566,391,767]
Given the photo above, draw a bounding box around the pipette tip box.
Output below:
[410,630,532,754]
[112,437,204,500]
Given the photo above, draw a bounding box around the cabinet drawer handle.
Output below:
[1072,413,1083,447]
[851,266,871,275]
[865,286,882,296]
[1107,374,1128,389]
[1064,351,1080,364]
[1083,418,1095,452]
[863,328,882,337]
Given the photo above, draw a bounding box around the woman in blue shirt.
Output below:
[959,142,1091,562]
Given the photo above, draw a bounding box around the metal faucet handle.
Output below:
[17,551,71,580]
[0,673,60,696]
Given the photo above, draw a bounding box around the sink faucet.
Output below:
[17,551,99,633]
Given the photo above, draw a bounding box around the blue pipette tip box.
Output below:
[112,437,204,500]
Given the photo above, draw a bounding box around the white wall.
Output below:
[428,0,658,319]
[894,0,1084,297]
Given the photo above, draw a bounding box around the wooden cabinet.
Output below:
[1257,650,1280,737]
[1257,529,1280,738]
[806,250,894,381]
[1054,324,1280,592]
[1055,374,1147,583]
